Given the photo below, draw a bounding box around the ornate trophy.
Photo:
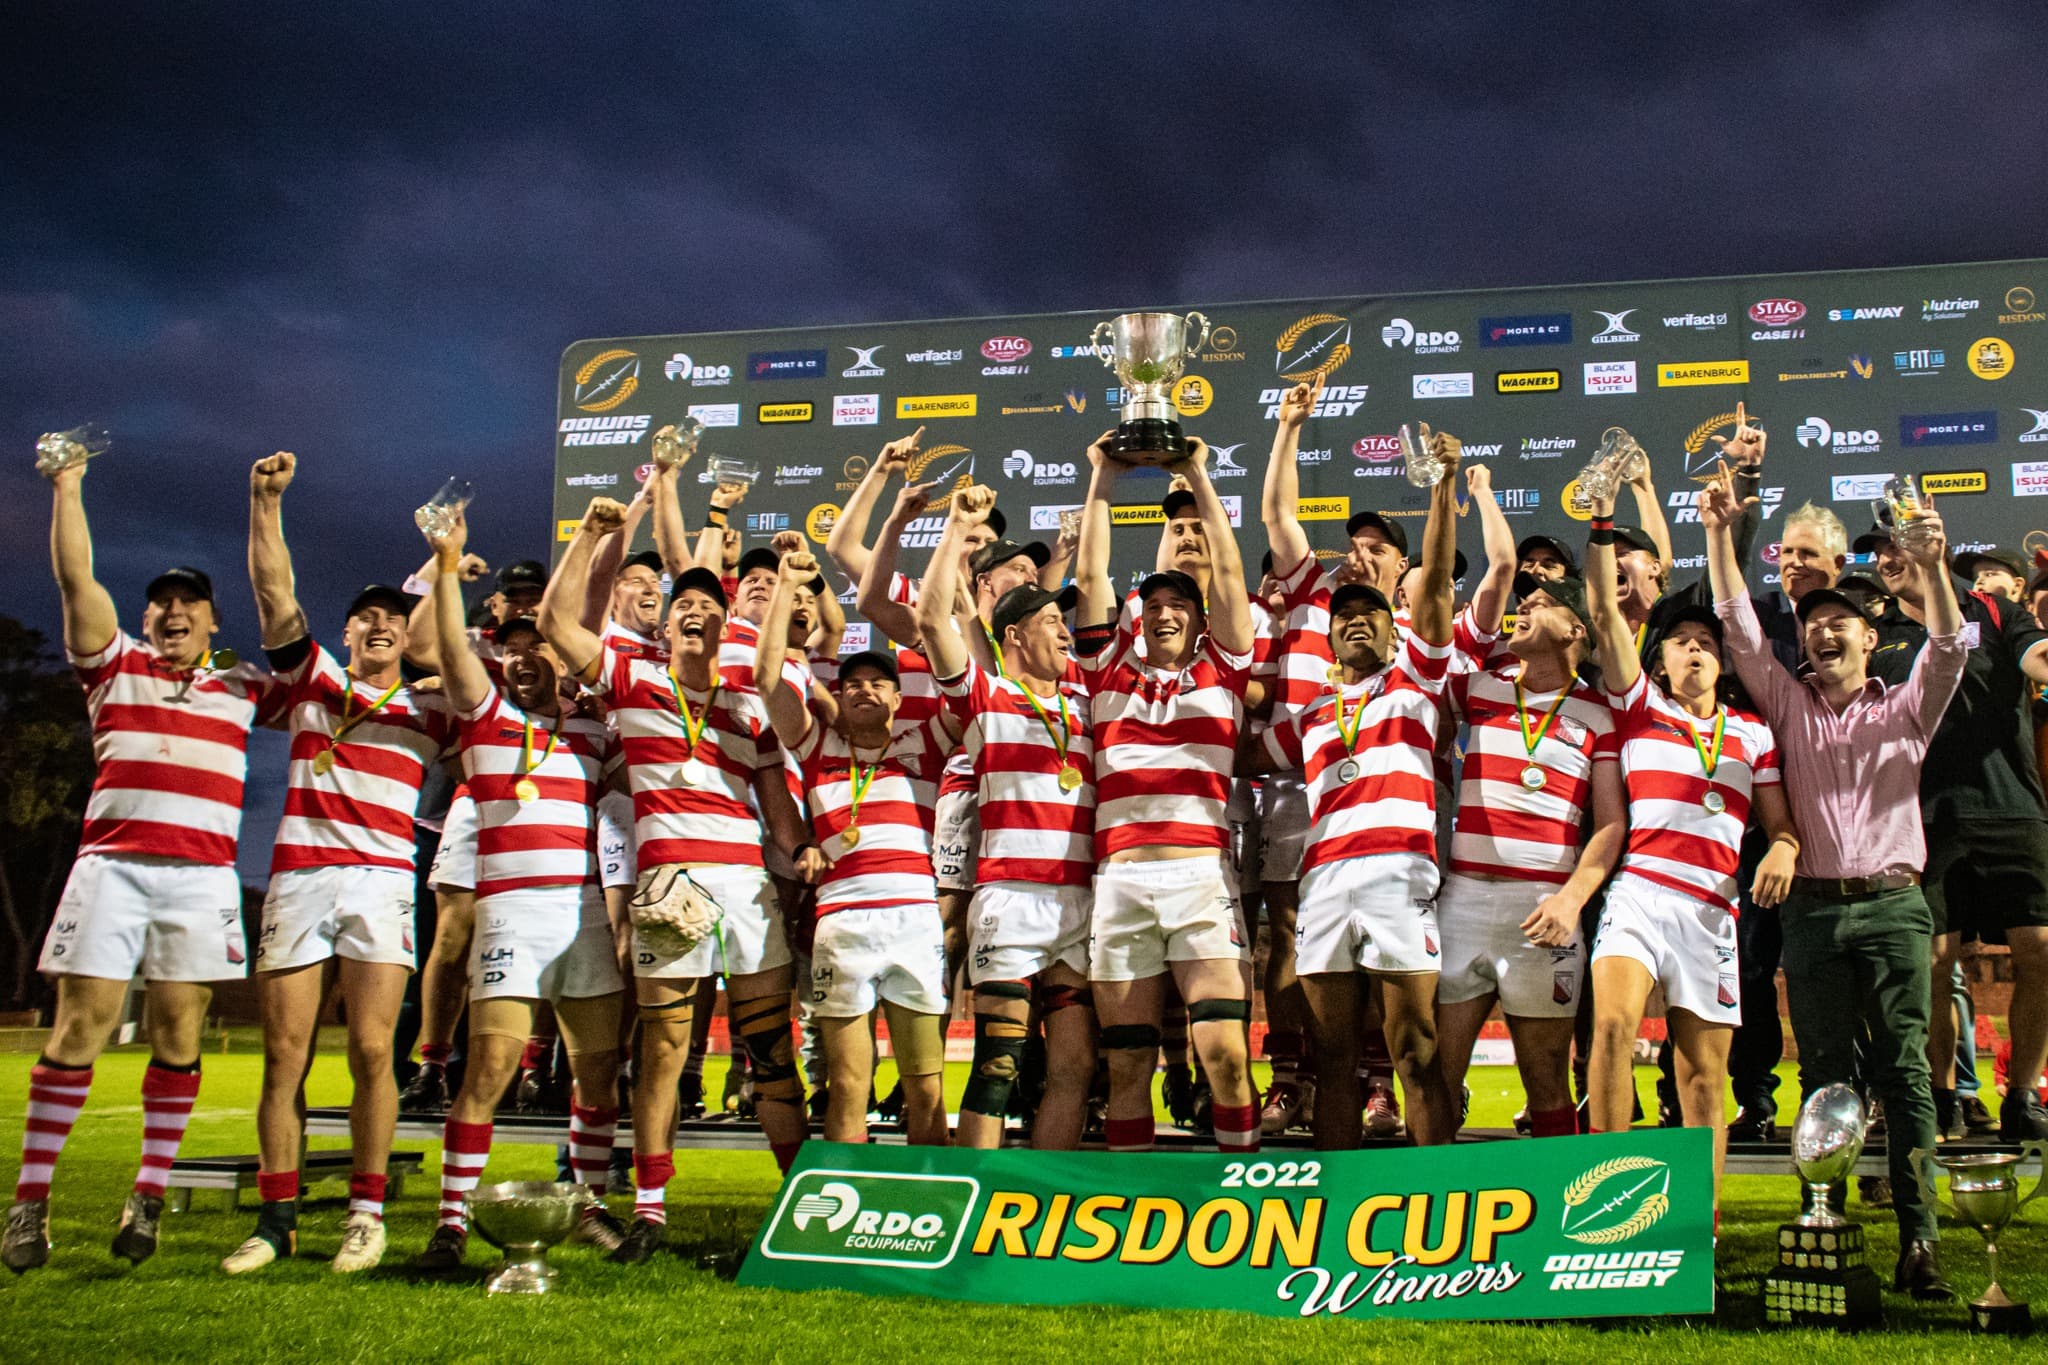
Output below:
[1871,474,1938,553]
[466,1180,594,1294]
[35,422,111,475]
[1763,1085,1881,1327]
[1400,422,1448,488]
[1916,1144,2048,1333]
[415,476,474,539]
[1570,427,1647,510]
[652,415,705,469]
[706,454,761,488]
[1090,311,1210,463]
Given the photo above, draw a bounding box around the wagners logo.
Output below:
[573,349,641,413]
[1921,470,1987,495]
[1479,313,1572,347]
[1275,313,1355,382]
[1497,369,1561,394]
[761,1170,979,1270]
[748,349,828,380]
[759,402,814,424]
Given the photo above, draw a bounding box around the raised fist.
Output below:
[780,548,821,583]
[769,529,806,557]
[251,451,297,498]
[951,484,995,527]
[580,497,628,537]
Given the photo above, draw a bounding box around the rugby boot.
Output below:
[413,1223,468,1272]
[570,1204,628,1254]
[110,1191,163,1265]
[1259,1081,1303,1137]
[2,1199,50,1274]
[2001,1089,2048,1142]
[330,1211,386,1274]
[398,1065,449,1116]
[609,1216,667,1265]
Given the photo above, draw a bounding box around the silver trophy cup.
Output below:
[1763,1084,1881,1326]
[652,416,706,469]
[35,422,111,475]
[415,476,474,540]
[1916,1145,2048,1333]
[1091,311,1209,464]
[466,1180,594,1294]
[1570,427,1647,510]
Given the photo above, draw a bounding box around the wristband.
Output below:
[1588,527,1615,547]
[1589,515,1614,531]
[705,508,729,527]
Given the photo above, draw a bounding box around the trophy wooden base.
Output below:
[1763,1221,1882,1328]
[1968,1287,2031,1335]
[1109,418,1189,466]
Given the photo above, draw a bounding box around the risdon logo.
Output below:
[761,1170,979,1270]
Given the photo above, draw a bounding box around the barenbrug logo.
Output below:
[1658,360,1749,388]
[1001,449,1078,486]
[560,414,651,448]
[1661,311,1727,331]
[1893,348,1945,377]
[1497,369,1561,394]
[833,394,880,427]
[982,336,1032,363]
[1479,313,1572,347]
[573,349,641,413]
[664,352,733,386]
[747,349,828,381]
[1260,383,1367,420]
[897,394,977,419]
[1519,436,1578,460]
[843,346,886,378]
[1826,305,1904,322]
[1380,318,1462,355]
[2020,408,2048,444]
[2002,287,2044,325]
[1590,310,1641,344]
[1794,417,1881,455]
[1900,411,1997,447]
[1584,361,1637,395]
[906,347,965,365]
[1412,372,1474,399]
[687,402,740,427]
[1922,296,1981,321]
[1748,299,1806,326]
[1275,313,1355,382]
[1968,337,2014,381]
[761,1170,979,1270]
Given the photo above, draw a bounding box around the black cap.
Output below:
[1344,510,1409,556]
[1162,488,1198,521]
[1259,549,1274,576]
[1952,546,2027,580]
[621,549,664,575]
[1611,525,1659,558]
[1329,583,1393,618]
[1515,534,1578,575]
[990,582,1078,638]
[668,566,728,610]
[735,547,781,582]
[346,583,413,620]
[491,614,543,646]
[2026,566,2048,599]
[1136,569,1205,609]
[969,539,1052,578]
[838,649,899,684]
[1658,601,1725,642]
[1795,587,1875,626]
[1512,572,1592,630]
[1850,523,1890,557]
[146,566,215,604]
[497,559,548,593]
[987,506,1007,539]
[1834,573,1890,613]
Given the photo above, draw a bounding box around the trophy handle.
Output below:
[1091,320,1117,370]
[1183,311,1210,357]
[1908,1147,1945,1220]
[2018,1139,2048,1211]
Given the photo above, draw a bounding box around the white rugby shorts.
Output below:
[426,791,478,893]
[1592,873,1740,1024]
[932,788,980,893]
[471,883,624,1002]
[808,902,948,1017]
[596,789,637,891]
[631,863,791,981]
[257,864,417,972]
[1089,854,1248,982]
[1435,871,1584,1018]
[1295,853,1441,976]
[967,880,1091,984]
[40,854,248,983]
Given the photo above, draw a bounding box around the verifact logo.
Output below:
[761,1170,979,1270]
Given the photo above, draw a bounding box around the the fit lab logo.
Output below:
[1260,384,1367,420]
[906,347,965,365]
[1352,435,1400,478]
[2001,286,2045,325]
[559,414,651,448]
[747,512,792,532]
[1747,298,1806,342]
[663,352,733,386]
[833,394,880,427]
[1921,470,1987,495]
[842,346,886,378]
[748,349,828,381]
[1657,360,1749,388]
[686,402,740,428]
[1275,313,1355,381]
[1893,347,1946,377]
[1793,417,1880,455]
[1584,361,1637,395]
[1412,372,1474,399]
[2020,407,2048,444]
[981,336,1032,377]
[2013,462,2048,498]
[1380,317,1461,355]
[1831,473,1891,503]
[773,462,823,487]
[1661,311,1727,331]
[573,349,641,413]
[1825,305,1904,322]
[1900,411,1996,447]
[1479,313,1572,347]
[758,402,814,424]
[1519,436,1577,460]
[761,1171,978,1270]
[1497,369,1561,394]
[896,394,977,419]
[1922,296,1981,322]
[1589,310,1641,344]
[1001,449,1078,486]
[1495,486,1542,512]
[1969,337,2014,381]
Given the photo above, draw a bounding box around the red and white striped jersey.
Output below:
[69,632,289,867]
[1262,632,1452,872]
[1075,627,1250,857]
[717,614,818,703]
[1609,671,1780,913]
[937,660,1095,886]
[1447,658,1617,884]
[794,714,954,914]
[596,651,780,870]
[601,619,668,663]
[271,643,453,874]
[457,692,609,897]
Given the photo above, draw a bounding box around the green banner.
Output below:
[739,1129,1716,1321]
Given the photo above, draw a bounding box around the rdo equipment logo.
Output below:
[760,1170,979,1270]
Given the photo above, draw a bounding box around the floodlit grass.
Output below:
[0,1044,2041,1362]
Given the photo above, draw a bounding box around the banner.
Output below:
[555,261,2048,631]
[738,1129,1716,1321]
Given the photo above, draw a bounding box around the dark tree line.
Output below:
[0,616,92,1011]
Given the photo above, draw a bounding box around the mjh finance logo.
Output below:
[760,1170,980,1270]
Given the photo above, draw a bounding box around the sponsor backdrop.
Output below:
[737,1129,1715,1322]
[556,260,2048,622]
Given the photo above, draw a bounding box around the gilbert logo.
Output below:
[761,1170,979,1270]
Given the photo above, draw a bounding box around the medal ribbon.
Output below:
[994,637,1072,767]
[667,667,719,758]
[845,745,882,827]
[980,619,1008,679]
[1334,682,1368,755]
[333,672,405,745]
[520,714,560,780]
[1684,707,1727,782]
[1514,671,1576,758]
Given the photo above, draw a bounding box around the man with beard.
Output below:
[540,497,815,1262]
[413,510,628,1269]
[224,453,454,1275]
[5,455,287,1275]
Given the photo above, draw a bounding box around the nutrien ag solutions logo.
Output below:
[760,1170,979,1269]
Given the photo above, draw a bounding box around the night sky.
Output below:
[3,2,2043,877]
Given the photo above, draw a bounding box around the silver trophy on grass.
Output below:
[466,1181,594,1294]
[1762,1085,1881,1327]
[1915,1144,2048,1333]
[1090,311,1210,464]
[35,422,111,475]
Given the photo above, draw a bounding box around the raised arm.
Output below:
[1463,462,1516,636]
[755,549,817,751]
[425,510,493,715]
[691,478,746,572]
[917,487,989,680]
[1624,456,1675,579]
[1074,431,1120,630]
[1261,377,1321,574]
[45,462,119,656]
[1582,487,1641,696]
[825,427,922,588]
[403,547,486,671]
[1409,425,1463,646]
[537,498,623,685]
[1174,441,1250,653]
[858,474,940,647]
[246,451,309,649]
[1523,762,1626,946]
[811,568,847,659]
[1040,513,1078,591]
[581,479,653,632]
[1907,506,1961,639]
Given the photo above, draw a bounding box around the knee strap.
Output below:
[1099,1023,1162,1052]
[636,998,695,1025]
[962,1014,1031,1116]
[1188,998,1251,1025]
[973,980,1031,1003]
[737,997,803,1100]
[1037,982,1093,1015]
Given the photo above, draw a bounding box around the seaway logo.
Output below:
[762,1171,979,1270]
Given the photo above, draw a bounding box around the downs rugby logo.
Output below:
[762,1170,979,1270]
[907,444,978,513]
[1560,1155,1670,1246]
[573,349,641,414]
[1275,313,1354,383]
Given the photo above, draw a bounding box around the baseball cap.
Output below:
[346,584,413,620]
[969,539,1052,578]
[1329,583,1393,618]
[2027,566,2048,599]
[986,506,1008,539]
[735,547,781,582]
[668,566,728,610]
[497,559,548,593]
[838,649,899,685]
[490,614,544,646]
[1850,523,1891,557]
[146,566,214,604]
[1512,572,1592,630]
[1952,546,2026,580]
[1515,534,1579,575]
[1834,573,1890,614]
[1611,525,1659,558]
[1795,586,1875,626]
[1344,510,1409,557]
[1658,601,1725,642]
[990,582,1078,638]
[1162,488,1198,521]
[621,549,664,575]
[1135,569,1204,610]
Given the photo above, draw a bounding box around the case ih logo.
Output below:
[981,336,1032,363]
[1354,436,1400,462]
[1748,299,1806,326]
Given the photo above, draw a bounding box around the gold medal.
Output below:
[1520,764,1548,791]
[840,824,861,850]
[515,778,540,804]
[1702,791,1726,815]
[1057,765,1082,792]
[677,758,699,787]
[312,749,336,776]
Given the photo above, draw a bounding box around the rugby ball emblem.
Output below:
[1274,312,1354,383]
[1561,1156,1671,1246]
[574,349,641,413]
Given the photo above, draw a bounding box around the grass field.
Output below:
[0,1041,2043,1363]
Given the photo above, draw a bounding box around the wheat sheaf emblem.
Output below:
[1560,1155,1671,1246]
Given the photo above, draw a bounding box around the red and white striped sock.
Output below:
[439,1119,493,1229]
[15,1059,92,1202]
[1105,1116,1155,1153]
[1213,1101,1260,1153]
[134,1060,201,1199]
[567,1102,617,1196]
[348,1172,388,1220]
[633,1152,674,1225]
[257,1170,299,1205]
